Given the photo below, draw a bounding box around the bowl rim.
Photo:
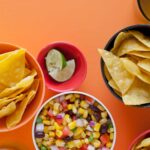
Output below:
[137,0,150,21]
[37,41,87,92]
[32,91,116,150]
[100,24,150,107]
[128,129,150,150]
[0,42,45,133]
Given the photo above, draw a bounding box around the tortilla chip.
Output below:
[111,32,131,54]
[0,69,37,98]
[123,78,150,105]
[108,79,120,92]
[6,90,36,128]
[128,51,150,59]
[121,58,150,84]
[0,94,25,109]
[104,65,111,81]
[24,68,31,77]
[0,102,16,118]
[116,37,150,56]
[129,30,150,48]
[136,137,150,149]
[138,59,150,73]
[98,49,135,94]
[0,49,25,87]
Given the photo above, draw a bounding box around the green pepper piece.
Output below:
[40,145,47,150]
[36,117,43,124]
[88,134,94,142]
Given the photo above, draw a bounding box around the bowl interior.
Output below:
[100,24,150,107]
[129,130,150,150]
[37,42,87,92]
[32,91,116,150]
[0,43,45,132]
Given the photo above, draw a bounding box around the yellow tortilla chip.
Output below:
[0,69,37,98]
[0,94,25,109]
[0,102,16,118]
[123,78,150,105]
[138,59,150,73]
[98,49,134,94]
[0,49,26,87]
[114,90,122,97]
[121,58,150,84]
[104,65,111,81]
[116,37,150,56]
[136,137,150,149]
[6,90,36,128]
[111,32,131,54]
[129,30,150,48]
[108,79,120,92]
[128,51,150,59]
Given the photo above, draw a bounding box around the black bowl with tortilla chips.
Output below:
[100,24,150,107]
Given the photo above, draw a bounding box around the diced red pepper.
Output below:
[100,134,110,144]
[55,118,63,124]
[72,115,77,121]
[47,109,54,118]
[80,144,88,150]
[62,101,68,109]
[62,127,70,137]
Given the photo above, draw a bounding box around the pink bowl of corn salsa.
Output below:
[32,91,116,150]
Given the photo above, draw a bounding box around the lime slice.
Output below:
[45,49,67,72]
[49,59,76,82]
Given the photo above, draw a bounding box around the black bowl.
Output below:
[100,24,150,107]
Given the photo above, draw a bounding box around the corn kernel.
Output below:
[64,114,72,123]
[67,141,75,148]
[54,103,60,111]
[73,140,82,148]
[70,95,76,102]
[81,139,85,144]
[81,132,86,138]
[72,106,77,114]
[91,115,96,122]
[92,140,101,148]
[56,139,65,147]
[49,131,55,137]
[44,126,49,133]
[80,101,89,109]
[42,109,48,115]
[44,133,49,140]
[65,94,73,100]
[78,108,85,114]
[108,128,114,133]
[84,139,89,145]
[35,138,42,143]
[42,141,50,146]
[110,133,114,140]
[83,110,88,118]
[97,105,105,111]
[75,100,79,107]
[48,126,55,131]
[94,123,101,132]
[74,127,83,136]
[43,120,51,125]
[68,121,76,130]
[106,142,112,148]
[54,122,61,130]
[74,94,80,98]
[67,104,73,110]
[93,132,100,138]
[101,111,108,118]
[56,130,63,137]
[100,118,107,125]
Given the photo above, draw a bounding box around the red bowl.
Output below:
[37,42,87,92]
[129,130,150,150]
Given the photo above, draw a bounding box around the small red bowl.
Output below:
[129,130,150,150]
[37,42,87,92]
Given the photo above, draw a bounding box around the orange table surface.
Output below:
[0,0,150,150]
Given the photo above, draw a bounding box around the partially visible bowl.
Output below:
[32,91,116,150]
[0,43,45,132]
[37,42,87,92]
[100,24,150,107]
[129,129,150,150]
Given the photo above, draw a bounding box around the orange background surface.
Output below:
[0,0,150,150]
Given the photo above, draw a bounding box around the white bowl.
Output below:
[32,91,116,150]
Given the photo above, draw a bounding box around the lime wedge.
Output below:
[49,59,76,82]
[45,49,67,72]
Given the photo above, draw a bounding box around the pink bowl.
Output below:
[37,42,87,92]
[129,130,150,150]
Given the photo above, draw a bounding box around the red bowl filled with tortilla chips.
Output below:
[0,43,45,132]
[129,129,150,150]
[99,24,150,107]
